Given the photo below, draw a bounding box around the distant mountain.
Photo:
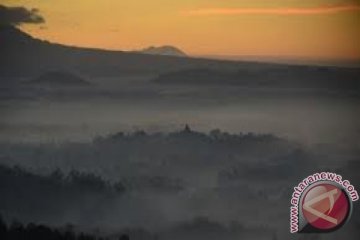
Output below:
[26,71,91,87]
[1,25,359,91]
[0,24,35,43]
[138,45,187,57]
[0,25,240,78]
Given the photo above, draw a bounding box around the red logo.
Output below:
[301,183,350,231]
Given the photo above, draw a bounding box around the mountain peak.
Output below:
[139,45,187,57]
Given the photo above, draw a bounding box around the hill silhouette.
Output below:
[0,25,241,78]
[26,71,91,87]
[1,25,359,92]
[138,45,187,57]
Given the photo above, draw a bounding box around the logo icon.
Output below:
[290,172,358,233]
[301,183,350,232]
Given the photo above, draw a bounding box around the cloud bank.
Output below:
[0,5,45,25]
[183,4,360,16]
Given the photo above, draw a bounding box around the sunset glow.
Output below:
[1,0,360,63]
[184,4,360,16]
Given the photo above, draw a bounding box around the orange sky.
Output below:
[2,0,360,62]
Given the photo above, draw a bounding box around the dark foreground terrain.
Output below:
[0,129,359,240]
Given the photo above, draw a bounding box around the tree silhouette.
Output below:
[0,217,128,240]
[0,215,7,240]
[119,234,129,240]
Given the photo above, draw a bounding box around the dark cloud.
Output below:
[0,5,45,26]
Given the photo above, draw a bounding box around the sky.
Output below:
[1,0,360,62]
